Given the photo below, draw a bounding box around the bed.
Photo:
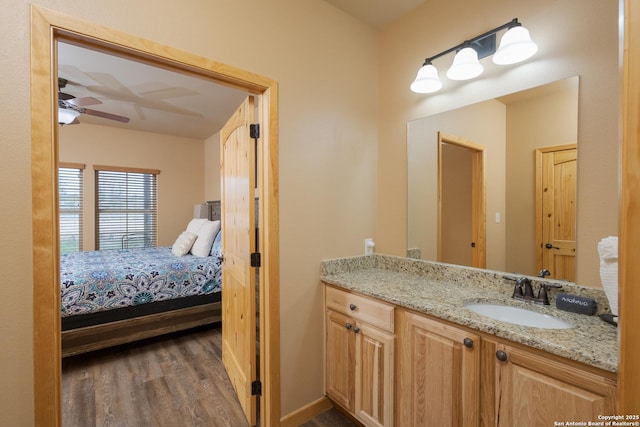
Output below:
[60,222,223,357]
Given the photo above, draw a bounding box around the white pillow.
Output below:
[186,218,208,234]
[191,220,221,257]
[171,231,197,256]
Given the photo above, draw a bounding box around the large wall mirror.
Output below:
[407,76,579,280]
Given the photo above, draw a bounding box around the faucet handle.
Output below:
[512,281,524,298]
[536,282,563,305]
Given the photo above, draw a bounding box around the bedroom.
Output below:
[57,37,248,348]
[55,38,267,422]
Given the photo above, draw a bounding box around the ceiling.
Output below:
[57,42,249,140]
[57,1,426,140]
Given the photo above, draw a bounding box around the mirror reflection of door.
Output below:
[536,144,577,281]
[438,132,486,268]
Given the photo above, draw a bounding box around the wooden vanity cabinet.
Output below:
[324,285,617,427]
[325,286,395,427]
[397,309,480,427]
[480,339,617,427]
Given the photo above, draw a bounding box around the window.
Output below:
[59,163,85,254]
[95,165,160,250]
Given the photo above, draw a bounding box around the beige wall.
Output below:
[378,0,619,288]
[59,123,206,249]
[204,132,221,203]
[1,0,377,424]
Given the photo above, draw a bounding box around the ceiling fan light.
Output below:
[58,108,80,125]
[492,26,538,65]
[446,47,484,81]
[410,64,443,94]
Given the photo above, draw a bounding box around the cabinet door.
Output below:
[326,309,355,411]
[398,311,479,427]
[495,343,617,427]
[355,322,395,427]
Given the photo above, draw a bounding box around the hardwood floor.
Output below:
[62,324,355,427]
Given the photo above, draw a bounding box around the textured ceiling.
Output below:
[57,42,248,140]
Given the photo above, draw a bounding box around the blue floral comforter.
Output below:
[60,246,222,317]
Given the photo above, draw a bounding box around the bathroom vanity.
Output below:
[321,255,617,427]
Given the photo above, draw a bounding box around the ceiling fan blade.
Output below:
[82,108,130,123]
[67,96,102,107]
[58,92,76,101]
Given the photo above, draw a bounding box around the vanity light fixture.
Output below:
[410,18,538,94]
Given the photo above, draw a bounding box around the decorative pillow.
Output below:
[210,228,222,257]
[171,231,197,256]
[186,218,208,234]
[191,220,221,257]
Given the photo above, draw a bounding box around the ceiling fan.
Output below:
[57,77,130,125]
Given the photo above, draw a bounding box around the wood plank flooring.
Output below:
[62,324,356,427]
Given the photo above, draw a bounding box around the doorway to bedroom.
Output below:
[30,6,280,427]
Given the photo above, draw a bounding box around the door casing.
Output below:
[30,5,280,426]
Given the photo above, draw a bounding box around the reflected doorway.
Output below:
[438,132,486,268]
[535,144,577,281]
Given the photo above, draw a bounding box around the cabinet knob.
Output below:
[345,323,352,330]
[496,350,508,362]
[349,303,357,311]
[463,338,474,348]
[353,326,361,334]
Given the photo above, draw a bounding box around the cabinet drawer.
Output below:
[325,286,394,333]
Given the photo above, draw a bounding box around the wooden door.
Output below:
[495,343,617,427]
[221,96,257,426]
[438,132,486,269]
[398,310,479,427]
[325,309,355,411]
[440,143,473,266]
[536,145,577,281]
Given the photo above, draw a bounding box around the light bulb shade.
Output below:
[58,108,80,125]
[492,26,538,65]
[446,47,484,81]
[410,64,443,93]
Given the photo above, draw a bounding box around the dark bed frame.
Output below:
[61,293,222,357]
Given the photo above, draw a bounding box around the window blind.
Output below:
[95,166,159,250]
[59,165,85,254]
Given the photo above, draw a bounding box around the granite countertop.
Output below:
[321,255,618,373]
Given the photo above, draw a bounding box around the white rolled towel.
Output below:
[598,236,618,315]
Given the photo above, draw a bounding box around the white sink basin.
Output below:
[465,303,573,329]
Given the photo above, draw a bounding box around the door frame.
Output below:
[437,132,487,268]
[30,5,280,426]
[620,0,640,412]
